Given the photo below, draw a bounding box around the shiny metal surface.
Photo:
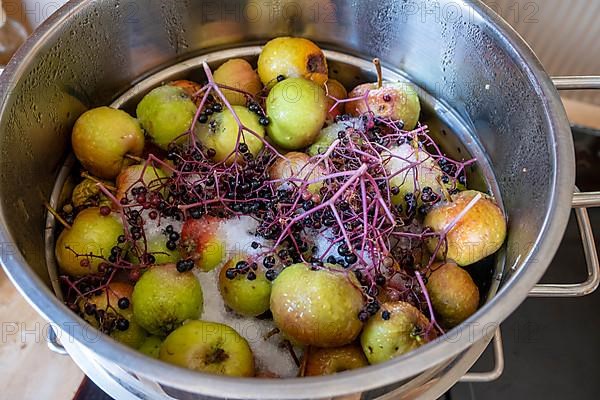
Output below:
[459,330,504,383]
[572,192,600,208]
[0,0,583,398]
[552,76,600,90]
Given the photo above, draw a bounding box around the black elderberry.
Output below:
[116,319,130,331]
[381,310,391,320]
[265,269,278,281]
[166,240,177,251]
[117,298,130,310]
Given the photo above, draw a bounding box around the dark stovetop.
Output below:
[75,128,600,400]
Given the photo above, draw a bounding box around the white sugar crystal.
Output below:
[194,268,299,378]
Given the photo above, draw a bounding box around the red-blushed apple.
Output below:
[213,59,263,106]
[325,79,348,122]
[302,343,368,376]
[426,262,480,328]
[179,216,225,271]
[346,81,421,130]
[424,190,507,266]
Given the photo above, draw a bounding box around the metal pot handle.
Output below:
[529,76,600,297]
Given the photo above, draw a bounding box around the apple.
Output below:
[72,106,144,179]
[138,335,163,358]
[424,190,507,266]
[213,59,263,106]
[132,264,203,336]
[426,262,480,327]
[302,343,368,376]
[81,282,148,349]
[346,81,421,130]
[218,256,271,317]
[169,79,202,104]
[128,233,180,266]
[71,178,111,208]
[360,301,436,364]
[116,163,169,200]
[136,85,197,149]
[257,37,328,87]
[270,263,365,347]
[268,152,324,194]
[55,207,124,277]
[325,79,348,122]
[179,216,225,271]
[159,320,255,377]
[382,143,445,206]
[266,78,328,150]
[196,105,265,164]
[307,118,362,156]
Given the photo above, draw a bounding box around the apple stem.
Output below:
[373,58,383,89]
[44,202,72,230]
[81,171,117,192]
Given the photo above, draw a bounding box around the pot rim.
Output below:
[0,0,575,398]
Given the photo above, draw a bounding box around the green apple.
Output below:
[132,264,203,336]
[258,37,328,87]
[346,81,421,130]
[218,256,271,317]
[72,106,144,179]
[180,216,225,271]
[116,163,169,200]
[270,263,364,347]
[196,105,265,164]
[360,302,435,364]
[81,282,147,349]
[266,78,328,150]
[426,262,480,327]
[128,233,180,266]
[213,59,263,106]
[159,320,255,377]
[268,152,324,194]
[136,85,197,149]
[424,190,507,266]
[302,343,368,376]
[55,207,124,277]
[138,335,163,358]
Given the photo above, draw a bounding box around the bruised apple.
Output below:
[302,344,368,376]
[258,37,328,86]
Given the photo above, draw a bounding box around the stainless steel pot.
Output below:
[0,1,599,399]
